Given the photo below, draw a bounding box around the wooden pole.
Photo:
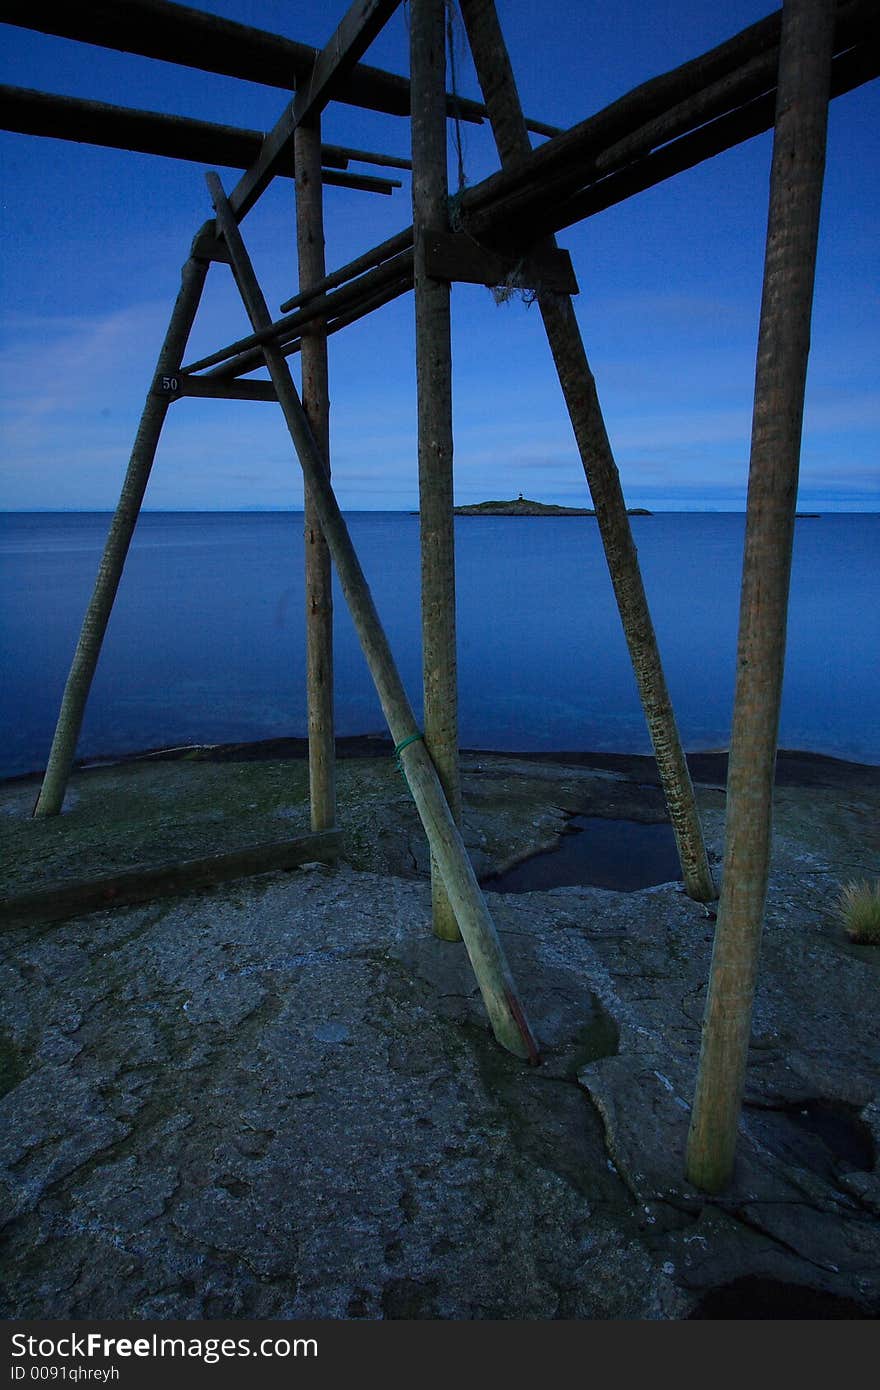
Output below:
[295,116,336,833]
[411,0,462,942]
[458,0,714,902]
[686,0,834,1194]
[207,172,538,1062]
[33,246,210,818]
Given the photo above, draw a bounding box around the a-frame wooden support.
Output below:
[33,233,212,819]
[207,170,538,1062]
[458,0,715,903]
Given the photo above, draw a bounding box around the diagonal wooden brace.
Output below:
[206,170,539,1063]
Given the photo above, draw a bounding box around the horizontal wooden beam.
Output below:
[322,168,400,195]
[537,38,880,242]
[152,373,277,402]
[0,0,476,121]
[0,0,559,135]
[1,829,342,929]
[0,85,406,192]
[206,7,875,376]
[459,0,874,242]
[423,231,578,293]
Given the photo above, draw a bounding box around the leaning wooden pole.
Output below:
[295,115,336,833]
[411,0,462,942]
[458,0,714,903]
[33,243,210,818]
[207,172,538,1062]
[686,0,834,1193]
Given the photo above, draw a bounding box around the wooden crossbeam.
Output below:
[323,169,400,195]
[459,0,873,242]
[182,250,414,376]
[0,0,484,122]
[152,373,277,402]
[0,85,408,193]
[228,1,403,220]
[279,228,414,313]
[423,231,578,294]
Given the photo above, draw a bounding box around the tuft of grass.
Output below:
[837,879,880,944]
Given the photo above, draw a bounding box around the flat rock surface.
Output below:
[1,751,878,1319]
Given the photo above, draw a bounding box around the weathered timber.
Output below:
[457,0,872,244]
[258,274,415,367]
[296,117,336,835]
[0,0,488,122]
[542,40,878,239]
[293,1,403,125]
[258,4,876,374]
[423,231,578,293]
[321,170,400,195]
[153,374,277,402]
[459,0,714,903]
[254,274,416,368]
[228,0,404,220]
[411,0,462,943]
[186,251,415,377]
[279,228,414,313]
[207,172,538,1061]
[33,248,209,819]
[686,0,835,1194]
[0,85,412,196]
[1,830,341,930]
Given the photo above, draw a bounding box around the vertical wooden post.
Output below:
[295,116,336,832]
[686,0,834,1193]
[458,0,715,903]
[207,172,538,1061]
[410,0,463,941]
[33,246,210,818]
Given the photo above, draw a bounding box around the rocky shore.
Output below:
[1,744,878,1319]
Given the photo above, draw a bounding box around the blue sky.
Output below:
[0,0,877,511]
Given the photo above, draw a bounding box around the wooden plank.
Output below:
[424,230,578,293]
[152,373,277,402]
[686,0,835,1195]
[228,0,403,221]
[207,171,538,1062]
[2,830,342,929]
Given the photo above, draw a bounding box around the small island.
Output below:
[453,495,652,516]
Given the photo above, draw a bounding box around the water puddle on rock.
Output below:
[483,815,681,893]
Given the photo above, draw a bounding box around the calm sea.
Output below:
[1,510,877,780]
